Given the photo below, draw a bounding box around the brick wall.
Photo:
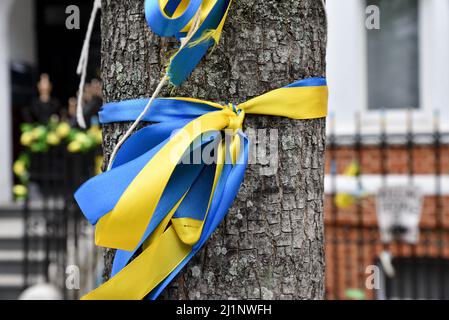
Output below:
[324,143,449,300]
[325,145,449,175]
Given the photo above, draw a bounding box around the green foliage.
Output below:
[13,118,103,200]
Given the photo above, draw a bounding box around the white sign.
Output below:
[376,185,423,244]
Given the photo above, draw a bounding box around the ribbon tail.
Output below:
[84,141,223,299]
[148,133,248,300]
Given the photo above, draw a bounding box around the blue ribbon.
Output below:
[75,77,324,299]
[144,0,232,86]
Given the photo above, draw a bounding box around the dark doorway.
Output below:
[11,0,101,176]
[378,257,449,300]
[35,0,101,105]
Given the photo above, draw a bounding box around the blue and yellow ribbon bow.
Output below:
[74,77,328,299]
[145,0,232,86]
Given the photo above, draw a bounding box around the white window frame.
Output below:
[326,0,449,136]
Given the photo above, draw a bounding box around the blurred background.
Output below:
[0,0,102,300]
[0,0,448,300]
[326,0,449,300]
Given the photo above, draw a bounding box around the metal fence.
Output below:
[21,147,99,299]
[325,111,449,300]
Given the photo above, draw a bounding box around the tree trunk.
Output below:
[100,0,327,300]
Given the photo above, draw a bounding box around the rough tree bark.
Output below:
[100,0,327,299]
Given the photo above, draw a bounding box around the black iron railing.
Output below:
[21,147,100,299]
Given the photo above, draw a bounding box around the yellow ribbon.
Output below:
[82,83,328,300]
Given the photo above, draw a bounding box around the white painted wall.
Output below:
[0,0,14,205]
[9,0,36,65]
[326,0,449,135]
[325,174,449,196]
[420,0,449,121]
[326,0,367,135]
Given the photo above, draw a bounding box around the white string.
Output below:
[106,8,203,171]
[76,0,101,129]
[106,75,168,171]
[321,0,327,16]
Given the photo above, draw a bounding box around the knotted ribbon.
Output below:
[146,0,232,86]
[75,77,328,299]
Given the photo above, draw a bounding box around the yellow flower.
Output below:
[88,125,100,134]
[13,185,28,197]
[31,126,46,140]
[335,193,355,209]
[46,132,61,146]
[94,131,102,144]
[88,125,102,144]
[74,132,94,150]
[20,132,33,146]
[95,155,103,175]
[344,162,360,177]
[56,122,71,138]
[13,160,26,177]
[74,132,89,144]
[67,141,82,153]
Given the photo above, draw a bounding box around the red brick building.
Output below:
[324,138,449,299]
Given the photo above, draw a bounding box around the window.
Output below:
[367,0,419,110]
[377,258,449,300]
